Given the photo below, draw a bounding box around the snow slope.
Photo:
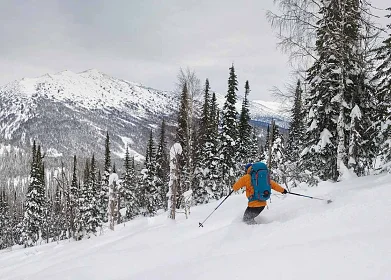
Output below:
[1,174,390,280]
[0,69,289,162]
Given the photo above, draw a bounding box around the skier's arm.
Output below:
[232,174,251,191]
[270,180,286,193]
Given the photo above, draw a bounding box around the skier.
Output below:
[233,162,287,224]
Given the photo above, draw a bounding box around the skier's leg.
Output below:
[253,206,265,219]
[243,207,264,224]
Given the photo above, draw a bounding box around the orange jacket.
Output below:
[232,167,285,207]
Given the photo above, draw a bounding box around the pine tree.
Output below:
[269,125,286,184]
[100,132,111,222]
[155,119,170,210]
[300,0,375,181]
[0,189,12,249]
[70,155,79,239]
[238,80,253,165]
[210,92,220,140]
[175,83,191,207]
[249,128,259,162]
[199,79,211,149]
[205,90,222,200]
[75,160,89,240]
[21,142,46,247]
[373,8,391,171]
[265,124,271,152]
[286,80,305,162]
[78,155,101,238]
[219,64,239,194]
[122,147,139,219]
[89,155,101,231]
[141,131,159,216]
[301,1,340,181]
[343,0,378,176]
[193,79,215,204]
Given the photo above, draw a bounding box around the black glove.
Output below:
[282,189,288,194]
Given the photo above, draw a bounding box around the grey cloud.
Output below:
[0,0,389,101]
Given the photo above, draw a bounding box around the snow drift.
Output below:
[0,173,390,280]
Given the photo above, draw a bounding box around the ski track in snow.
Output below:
[0,174,390,280]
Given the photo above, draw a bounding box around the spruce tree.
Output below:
[21,142,46,247]
[206,91,222,200]
[100,132,111,222]
[269,125,286,183]
[122,146,139,219]
[344,0,378,176]
[141,131,159,216]
[301,1,340,181]
[286,80,305,162]
[373,9,391,171]
[193,79,215,204]
[75,160,89,240]
[219,64,239,193]
[70,155,79,239]
[265,124,271,153]
[175,83,191,207]
[78,155,101,238]
[238,80,253,165]
[0,189,11,249]
[249,128,259,162]
[155,119,169,210]
[210,91,220,140]
[89,155,101,231]
[302,0,377,180]
[199,79,211,149]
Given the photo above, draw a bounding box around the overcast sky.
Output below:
[0,0,389,101]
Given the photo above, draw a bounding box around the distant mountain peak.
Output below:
[0,69,289,161]
[79,68,106,78]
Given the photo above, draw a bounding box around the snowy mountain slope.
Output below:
[1,173,390,280]
[213,93,290,129]
[0,69,178,160]
[0,69,289,161]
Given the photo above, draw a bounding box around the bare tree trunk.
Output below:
[109,180,117,231]
[117,192,121,225]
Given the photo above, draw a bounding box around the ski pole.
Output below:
[199,190,234,227]
[288,191,332,204]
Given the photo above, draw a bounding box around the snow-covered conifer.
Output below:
[286,80,305,162]
[373,9,391,171]
[175,83,191,207]
[155,119,169,210]
[238,80,253,165]
[21,142,46,247]
[122,146,139,219]
[140,131,159,216]
[100,132,111,223]
[77,155,101,238]
[219,64,239,193]
[0,189,12,249]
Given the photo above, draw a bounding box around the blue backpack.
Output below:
[248,162,271,202]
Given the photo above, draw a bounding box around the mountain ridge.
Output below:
[0,69,290,162]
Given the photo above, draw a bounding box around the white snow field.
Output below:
[1,173,390,280]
